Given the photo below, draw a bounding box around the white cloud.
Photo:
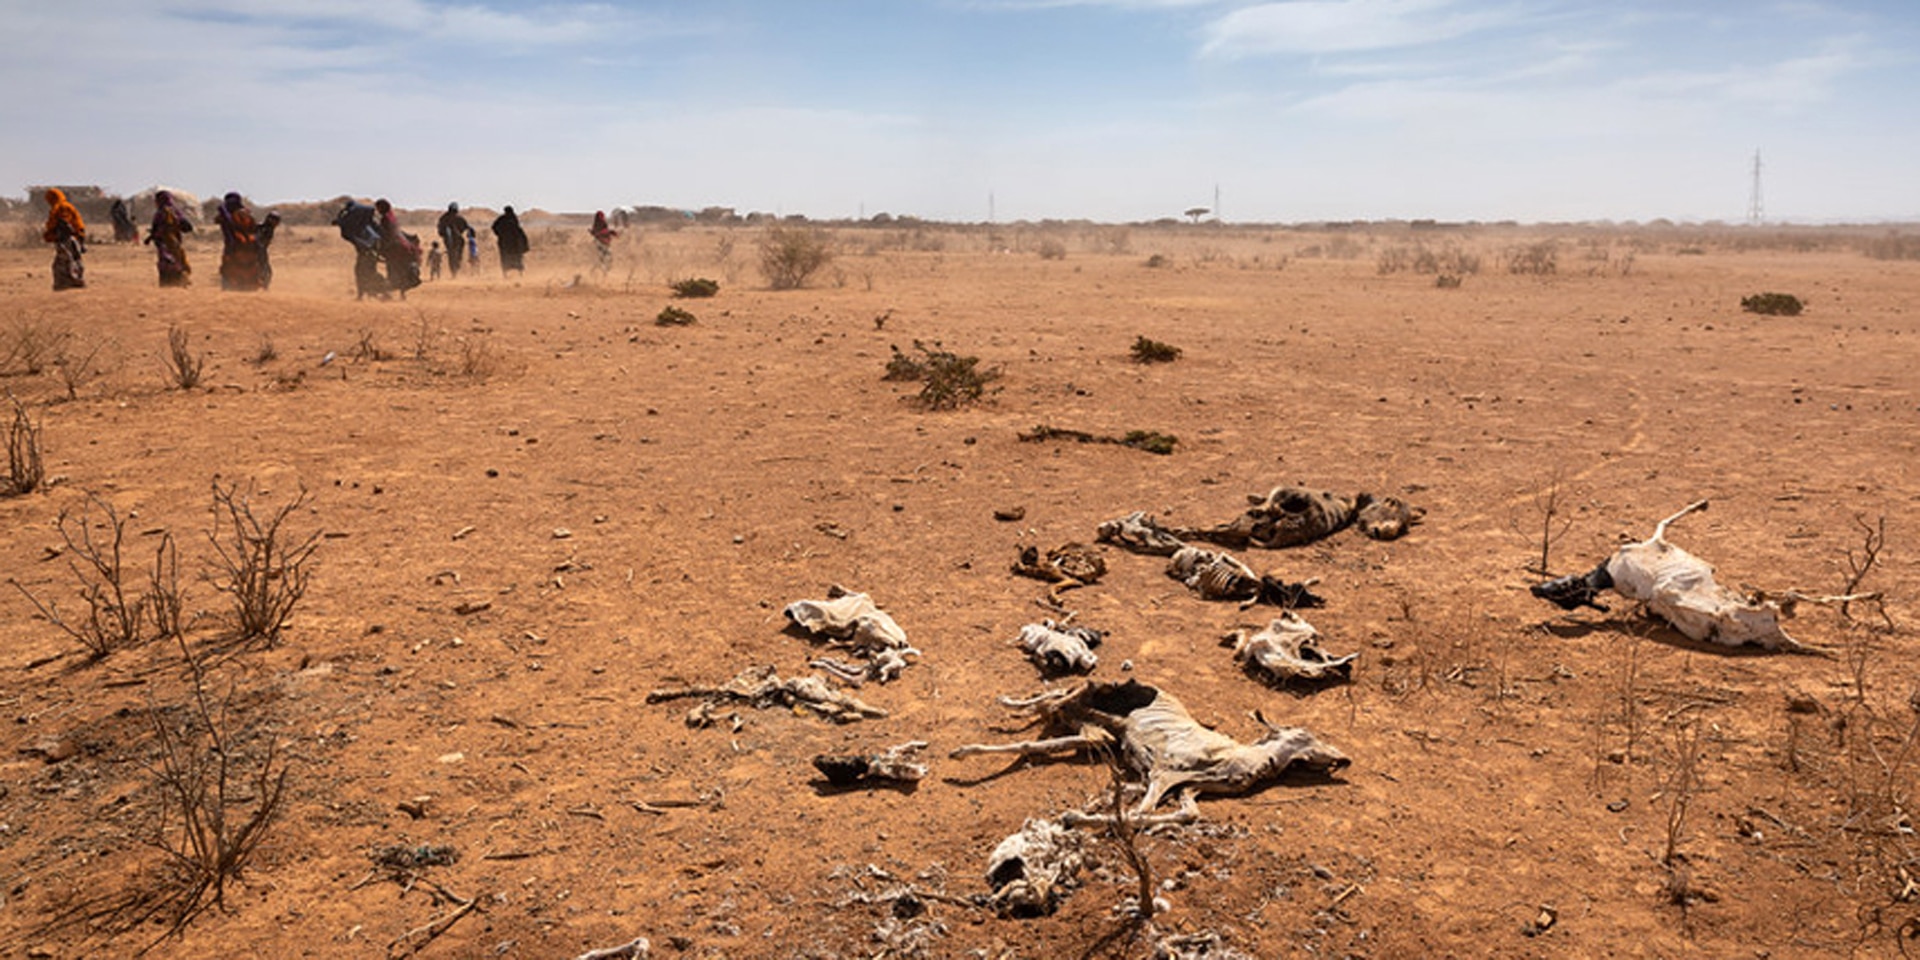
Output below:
[1200,0,1521,57]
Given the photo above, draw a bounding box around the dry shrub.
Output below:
[656,305,696,326]
[1506,241,1558,276]
[884,340,1000,410]
[4,390,45,496]
[758,225,834,290]
[350,326,394,362]
[250,334,277,366]
[1740,292,1803,316]
[162,325,205,390]
[54,336,111,400]
[205,481,319,646]
[453,333,499,379]
[3,314,70,375]
[1036,238,1068,260]
[671,277,720,298]
[12,493,148,659]
[1435,274,1463,289]
[1130,336,1182,364]
[1860,234,1920,261]
[1379,243,1482,276]
[1144,254,1169,269]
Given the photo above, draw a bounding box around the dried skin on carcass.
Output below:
[646,665,888,723]
[1166,546,1325,608]
[1015,620,1102,676]
[1011,542,1108,594]
[952,679,1348,813]
[1227,612,1356,683]
[812,740,930,786]
[985,817,1086,917]
[1178,486,1357,549]
[784,588,920,682]
[1095,511,1186,556]
[1355,495,1424,541]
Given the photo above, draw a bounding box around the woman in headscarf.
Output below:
[375,198,422,298]
[110,197,138,243]
[334,199,384,300]
[589,210,617,273]
[436,202,470,278]
[491,205,529,276]
[41,188,87,290]
[215,192,267,291]
[145,190,194,287]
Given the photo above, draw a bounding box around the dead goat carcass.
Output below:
[1225,612,1356,684]
[1177,486,1357,549]
[1167,546,1325,608]
[951,679,1348,814]
[1355,494,1424,540]
[812,740,930,787]
[985,816,1086,917]
[785,587,920,683]
[1011,542,1108,598]
[1095,511,1187,556]
[1530,500,1874,653]
[646,665,888,723]
[1016,620,1103,676]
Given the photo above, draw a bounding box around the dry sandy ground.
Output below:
[1,220,1917,959]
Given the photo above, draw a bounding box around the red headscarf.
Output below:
[42,188,85,242]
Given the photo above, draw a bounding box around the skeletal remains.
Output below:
[1225,612,1356,683]
[645,665,888,723]
[1011,542,1108,598]
[951,679,1349,814]
[812,740,930,787]
[1015,619,1103,675]
[784,587,921,683]
[984,816,1086,917]
[1166,546,1326,608]
[1530,500,1878,653]
[1178,485,1424,549]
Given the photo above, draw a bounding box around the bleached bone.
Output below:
[1016,620,1102,676]
[784,587,920,683]
[646,665,888,723]
[1531,500,1876,653]
[1059,790,1200,829]
[1177,486,1357,549]
[1167,547,1324,608]
[1355,494,1424,541]
[1096,511,1187,556]
[1226,612,1356,683]
[951,679,1348,814]
[985,817,1086,917]
[812,740,930,786]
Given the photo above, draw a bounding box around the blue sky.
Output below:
[7,0,1918,222]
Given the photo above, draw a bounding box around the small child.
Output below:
[427,241,443,281]
[466,228,478,267]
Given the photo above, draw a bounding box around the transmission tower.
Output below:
[1747,150,1764,224]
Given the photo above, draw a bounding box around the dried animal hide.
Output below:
[1016,620,1103,676]
[1011,542,1108,595]
[1178,486,1357,549]
[1095,511,1187,556]
[813,740,930,787]
[1167,546,1325,608]
[985,817,1086,917]
[1531,500,1871,653]
[1355,494,1424,541]
[645,665,888,723]
[1226,612,1356,683]
[785,587,920,683]
[952,679,1348,813]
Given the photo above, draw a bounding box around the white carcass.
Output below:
[984,817,1086,917]
[784,587,920,683]
[1226,612,1356,683]
[951,679,1348,814]
[1015,620,1102,676]
[1166,546,1325,609]
[1530,500,1874,653]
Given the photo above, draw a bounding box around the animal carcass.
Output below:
[812,740,930,787]
[784,587,920,682]
[1167,546,1325,608]
[951,679,1348,814]
[1095,511,1187,556]
[1355,494,1424,540]
[1011,542,1108,598]
[1530,500,1869,652]
[645,665,888,723]
[1226,612,1356,683]
[1178,486,1357,549]
[1016,620,1102,675]
[984,817,1085,917]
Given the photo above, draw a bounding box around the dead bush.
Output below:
[884,340,1000,410]
[1506,242,1558,276]
[656,305,697,326]
[3,314,70,376]
[4,390,45,496]
[350,327,394,362]
[53,336,111,400]
[453,333,498,379]
[758,225,834,290]
[250,334,277,366]
[12,492,148,659]
[1036,238,1068,260]
[1740,292,1803,316]
[671,277,720,298]
[1129,336,1182,364]
[162,325,205,390]
[205,481,319,646]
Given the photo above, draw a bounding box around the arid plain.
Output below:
[2,217,1917,958]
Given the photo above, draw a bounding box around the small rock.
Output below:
[732,534,745,544]
[453,600,492,616]
[397,796,432,819]
[437,752,465,765]
[992,506,1026,522]
[552,528,572,539]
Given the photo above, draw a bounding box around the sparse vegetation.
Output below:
[656,305,697,326]
[1129,336,1182,364]
[1740,292,1803,316]
[1144,253,1169,268]
[1036,238,1068,260]
[1377,243,1482,276]
[4,390,45,496]
[3,314,70,376]
[12,493,149,659]
[671,277,720,298]
[162,325,205,390]
[53,337,110,400]
[1018,425,1178,455]
[350,326,394,362]
[758,225,835,290]
[249,334,277,366]
[453,333,499,379]
[205,481,319,646]
[1435,273,1462,288]
[883,340,1000,410]
[1507,241,1558,276]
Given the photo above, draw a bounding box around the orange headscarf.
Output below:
[42,188,85,243]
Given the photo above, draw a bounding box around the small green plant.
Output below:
[1740,292,1803,316]
[883,340,1000,410]
[1129,336,1182,364]
[656,305,697,326]
[758,225,834,290]
[670,277,720,298]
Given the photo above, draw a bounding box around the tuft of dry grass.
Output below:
[162,325,205,390]
[3,390,45,496]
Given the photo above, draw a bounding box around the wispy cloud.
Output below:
[1200,0,1524,57]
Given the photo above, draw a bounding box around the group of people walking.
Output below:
[38,187,278,292]
[39,189,611,298]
